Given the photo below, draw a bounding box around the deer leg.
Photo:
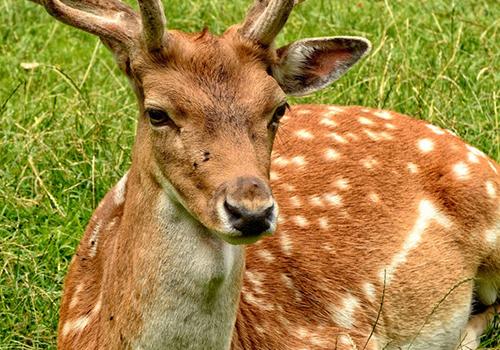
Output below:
[457,305,499,350]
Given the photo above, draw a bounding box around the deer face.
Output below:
[31,0,370,244]
[131,31,285,243]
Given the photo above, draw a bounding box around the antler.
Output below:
[138,0,166,51]
[29,0,167,52]
[240,0,299,46]
[28,0,139,45]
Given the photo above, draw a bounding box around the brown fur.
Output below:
[30,1,499,349]
[233,105,500,349]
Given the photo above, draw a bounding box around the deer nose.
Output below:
[224,200,275,236]
[222,176,276,237]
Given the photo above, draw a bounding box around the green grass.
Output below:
[0,0,498,348]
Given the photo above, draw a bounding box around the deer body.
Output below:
[28,0,499,349]
[236,105,500,350]
[58,105,499,349]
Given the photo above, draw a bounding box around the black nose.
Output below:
[224,200,274,236]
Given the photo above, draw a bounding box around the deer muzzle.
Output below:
[215,176,277,243]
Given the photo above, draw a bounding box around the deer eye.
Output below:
[268,103,288,130]
[146,108,177,128]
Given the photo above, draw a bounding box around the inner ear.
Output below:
[309,48,352,76]
[272,36,371,97]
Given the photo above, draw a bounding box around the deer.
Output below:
[28,0,500,349]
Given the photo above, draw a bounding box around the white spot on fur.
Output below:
[453,162,470,180]
[69,284,84,309]
[281,274,302,301]
[489,161,498,174]
[62,315,91,338]
[310,335,328,347]
[363,282,376,302]
[328,294,359,329]
[297,327,311,338]
[407,162,419,174]
[327,106,343,114]
[241,287,275,311]
[467,152,480,164]
[281,183,296,192]
[280,231,293,255]
[290,195,302,207]
[418,138,434,153]
[368,192,380,203]
[363,129,393,141]
[257,249,275,262]
[338,334,357,347]
[485,228,497,245]
[466,145,486,158]
[277,214,286,224]
[281,273,294,290]
[485,181,496,198]
[324,193,342,207]
[320,118,337,127]
[379,131,394,140]
[329,132,348,144]
[310,195,324,207]
[385,123,396,129]
[364,129,381,141]
[296,109,311,115]
[270,171,280,181]
[426,124,446,135]
[318,217,330,230]
[345,132,359,141]
[245,270,265,289]
[381,199,452,284]
[62,295,102,337]
[293,215,309,227]
[255,325,265,334]
[273,157,290,167]
[295,129,314,140]
[334,178,350,190]
[291,156,307,167]
[359,117,375,125]
[114,172,129,204]
[373,111,393,120]
[361,156,378,169]
[325,148,341,161]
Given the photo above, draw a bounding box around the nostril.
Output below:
[263,204,274,219]
[224,200,243,220]
[223,200,275,236]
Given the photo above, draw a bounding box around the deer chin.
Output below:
[210,226,275,245]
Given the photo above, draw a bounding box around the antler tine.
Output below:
[28,0,135,44]
[137,0,167,51]
[240,0,296,46]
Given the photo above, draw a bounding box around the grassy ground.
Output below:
[0,0,498,348]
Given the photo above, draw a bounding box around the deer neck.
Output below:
[117,167,245,350]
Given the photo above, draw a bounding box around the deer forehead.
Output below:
[137,31,284,114]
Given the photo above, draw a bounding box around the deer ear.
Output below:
[271,36,371,96]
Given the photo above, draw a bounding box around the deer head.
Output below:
[30,0,371,244]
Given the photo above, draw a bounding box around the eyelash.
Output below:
[146,108,178,129]
[268,103,288,130]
